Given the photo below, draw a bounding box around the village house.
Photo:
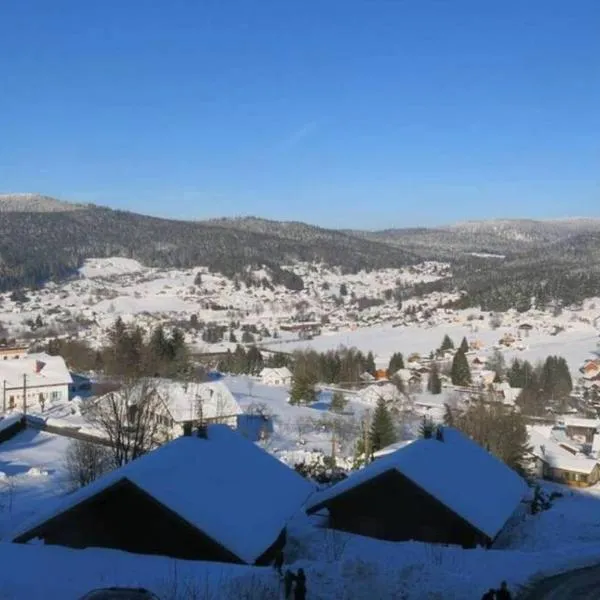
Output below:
[305,427,527,548]
[9,425,316,564]
[0,345,29,360]
[0,352,72,413]
[556,416,600,444]
[259,367,292,387]
[528,428,600,487]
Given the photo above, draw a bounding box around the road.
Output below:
[519,564,600,599]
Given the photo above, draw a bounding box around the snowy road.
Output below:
[519,564,600,599]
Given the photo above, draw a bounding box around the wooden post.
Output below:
[2,380,5,414]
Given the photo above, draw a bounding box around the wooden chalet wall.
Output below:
[323,470,490,548]
[14,479,245,563]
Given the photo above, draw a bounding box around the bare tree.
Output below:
[65,439,113,490]
[85,378,165,467]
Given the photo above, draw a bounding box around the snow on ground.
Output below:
[0,430,70,536]
[264,322,600,375]
[0,543,272,600]
[78,257,145,278]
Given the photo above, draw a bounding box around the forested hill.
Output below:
[0,196,416,292]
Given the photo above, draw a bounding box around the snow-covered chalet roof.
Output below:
[306,427,527,540]
[358,382,402,405]
[260,367,292,380]
[0,353,72,388]
[558,416,600,429]
[8,425,316,564]
[528,428,598,475]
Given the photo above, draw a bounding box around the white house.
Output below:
[0,352,72,413]
[260,367,292,387]
[98,379,243,435]
[358,382,404,406]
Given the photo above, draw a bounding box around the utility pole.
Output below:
[2,380,5,414]
[22,374,27,417]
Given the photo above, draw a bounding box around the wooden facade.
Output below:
[13,478,284,565]
[540,461,600,488]
[309,469,490,548]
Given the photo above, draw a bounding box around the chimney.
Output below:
[197,424,208,439]
[182,422,193,437]
[34,360,45,374]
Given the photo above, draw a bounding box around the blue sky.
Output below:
[1,0,598,229]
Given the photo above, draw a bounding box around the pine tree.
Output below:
[365,351,376,376]
[246,345,264,375]
[439,335,455,353]
[369,398,396,452]
[388,352,405,375]
[451,349,472,386]
[427,361,442,394]
[330,390,347,413]
[289,371,317,405]
[419,416,435,439]
[339,282,348,296]
[459,336,469,354]
[443,403,455,426]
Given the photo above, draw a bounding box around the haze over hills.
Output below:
[1,194,599,311]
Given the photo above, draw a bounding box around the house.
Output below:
[492,382,522,406]
[94,379,242,435]
[557,416,600,444]
[8,425,316,564]
[305,427,527,548]
[528,428,600,487]
[581,360,600,380]
[260,367,292,387]
[358,382,404,406]
[0,345,29,360]
[374,369,388,381]
[0,352,72,413]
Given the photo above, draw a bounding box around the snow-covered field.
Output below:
[265,321,600,375]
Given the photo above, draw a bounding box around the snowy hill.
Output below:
[0,193,84,213]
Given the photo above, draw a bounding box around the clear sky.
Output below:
[1,0,598,229]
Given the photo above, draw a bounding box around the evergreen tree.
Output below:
[229,330,237,343]
[246,345,264,375]
[369,398,396,452]
[388,352,405,375]
[339,282,348,296]
[330,390,348,413]
[443,403,455,426]
[451,349,472,386]
[427,361,442,394]
[459,336,469,354]
[439,334,455,353]
[365,351,376,376]
[419,416,435,439]
[241,330,255,344]
[289,371,317,405]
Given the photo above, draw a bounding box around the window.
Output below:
[51,391,61,401]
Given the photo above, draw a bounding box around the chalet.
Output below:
[0,352,72,413]
[492,382,522,406]
[528,428,600,487]
[581,360,600,380]
[260,367,292,387]
[557,417,600,444]
[306,427,527,548]
[8,425,316,564]
[358,382,404,406]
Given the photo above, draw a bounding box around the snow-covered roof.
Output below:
[372,439,415,458]
[0,353,72,388]
[100,379,242,423]
[528,428,598,475]
[259,367,292,379]
[307,427,527,540]
[357,382,402,405]
[8,425,316,564]
[393,368,412,382]
[558,417,600,429]
[159,380,242,423]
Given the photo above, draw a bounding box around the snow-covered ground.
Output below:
[264,321,600,375]
[0,430,70,536]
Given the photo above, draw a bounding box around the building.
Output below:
[9,425,316,564]
[0,352,72,413]
[305,427,527,548]
[357,382,404,406]
[0,345,28,361]
[557,417,600,444]
[260,367,292,387]
[111,379,242,433]
[528,428,600,487]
